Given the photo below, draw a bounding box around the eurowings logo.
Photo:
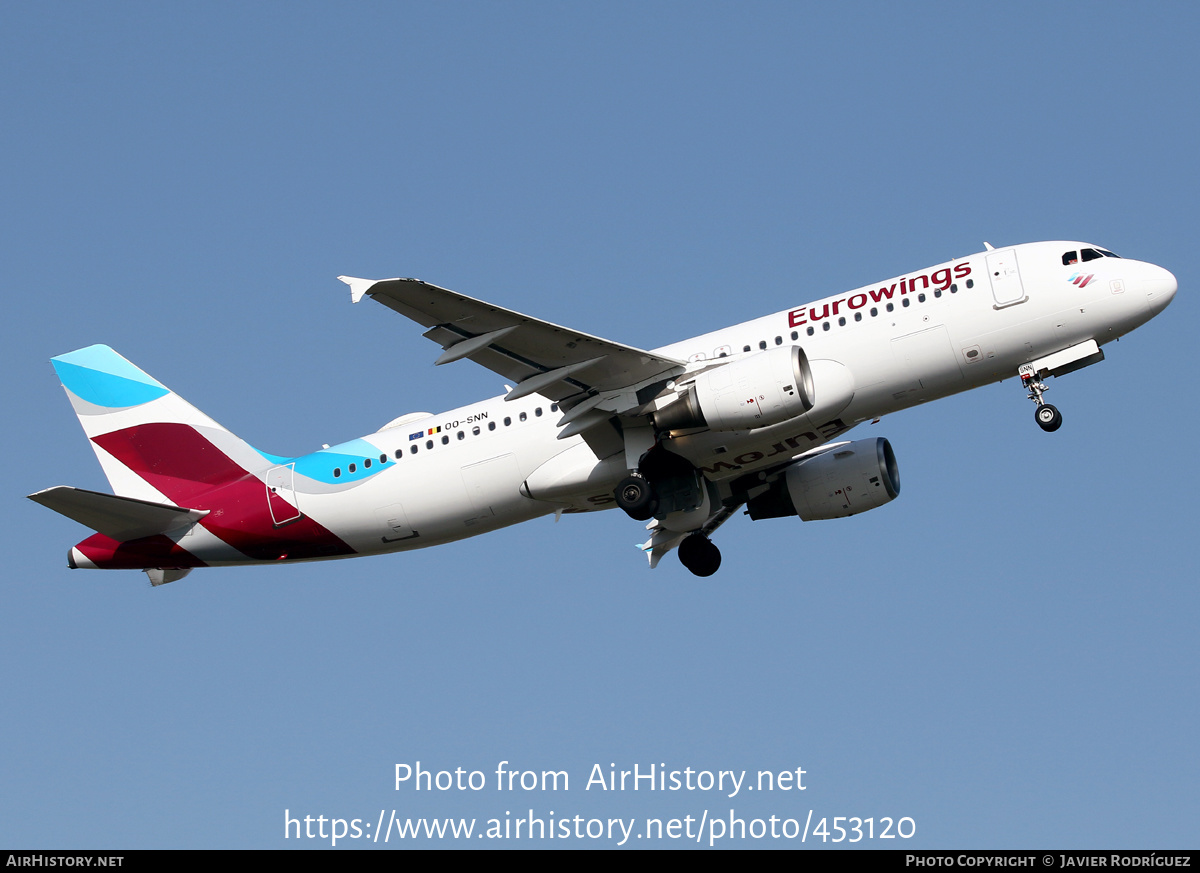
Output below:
[1069,272,1095,288]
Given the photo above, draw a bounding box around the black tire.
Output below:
[1035,404,1063,432]
[678,534,721,577]
[615,475,657,521]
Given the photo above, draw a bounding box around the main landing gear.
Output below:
[677,533,721,577]
[1020,364,1063,433]
[615,474,657,521]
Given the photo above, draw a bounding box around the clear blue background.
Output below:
[3,1,1196,848]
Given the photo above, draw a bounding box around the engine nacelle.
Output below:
[746,437,900,521]
[655,346,815,432]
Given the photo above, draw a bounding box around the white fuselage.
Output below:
[181,241,1179,566]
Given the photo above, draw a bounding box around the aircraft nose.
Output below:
[1144,264,1178,316]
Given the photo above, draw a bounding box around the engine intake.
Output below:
[746,437,900,521]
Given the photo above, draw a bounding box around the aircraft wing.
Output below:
[340,277,687,406]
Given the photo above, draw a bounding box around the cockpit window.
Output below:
[1064,248,1119,266]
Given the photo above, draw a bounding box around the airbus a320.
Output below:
[30,241,1177,583]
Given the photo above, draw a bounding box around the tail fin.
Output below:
[51,345,267,503]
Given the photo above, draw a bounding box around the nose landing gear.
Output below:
[1020,364,1062,432]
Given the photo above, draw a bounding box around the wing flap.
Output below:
[28,486,208,542]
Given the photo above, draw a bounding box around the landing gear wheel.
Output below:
[615,475,658,521]
[1035,403,1063,433]
[677,534,721,577]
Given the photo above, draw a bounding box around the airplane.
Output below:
[29,240,1177,584]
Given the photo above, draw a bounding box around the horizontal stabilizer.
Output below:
[28,486,208,542]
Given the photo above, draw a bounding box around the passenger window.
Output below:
[441,435,449,445]
[426,440,433,449]
[790,331,798,341]
[394,449,403,459]
[380,454,387,463]
[887,303,895,312]
[774,336,782,345]
[457,431,465,440]
[822,322,830,331]
[349,463,356,473]
[806,326,814,336]
[743,345,751,353]
[488,422,496,431]
[854,312,862,322]
[902,298,910,307]
[364,458,371,468]
[918,293,926,303]
[535,407,543,417]
[504,417,512,426]
[1062,251,1079,265]
[950,283,957,293]
[759,340,767,350]
[838,317,846,326]
[966,279,974,289]
[410,445,418,454]
[472,426,480,436]
[333,468,341,478]
[870,307,878,316]
[550,403,558,412]
[520,411,527,422]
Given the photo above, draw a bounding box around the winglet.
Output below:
[636,526,687,569]
[338,276,377,304]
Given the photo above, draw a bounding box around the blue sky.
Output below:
[3,2,1197,849]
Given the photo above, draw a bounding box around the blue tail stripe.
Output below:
[52,358,170,408]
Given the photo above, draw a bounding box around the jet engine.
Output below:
[745,437,900,521]
[654,346,816,432]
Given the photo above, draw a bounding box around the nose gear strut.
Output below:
[1019,363,1062,432]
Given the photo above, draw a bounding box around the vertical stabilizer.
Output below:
[51,345,264,502]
